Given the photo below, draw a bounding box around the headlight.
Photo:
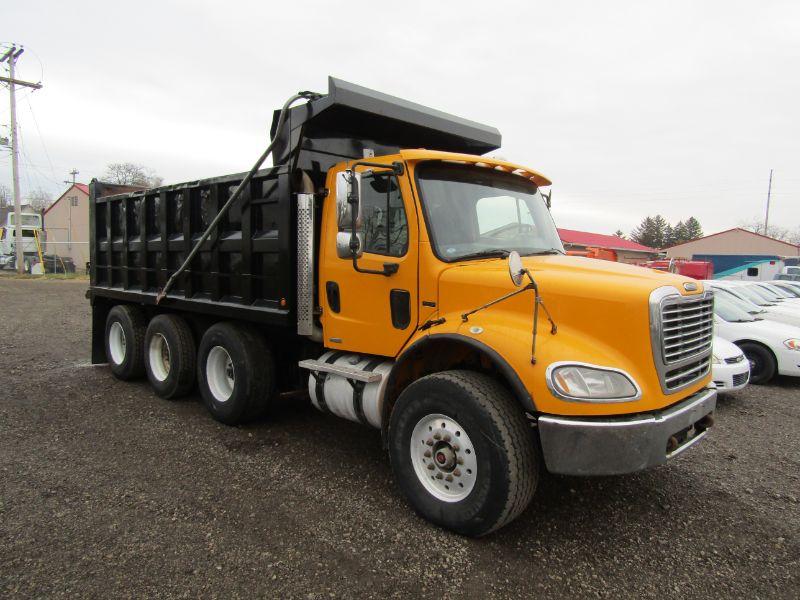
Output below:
[783,339,800,351]
[712,354,721,364]
[548,363,640,402]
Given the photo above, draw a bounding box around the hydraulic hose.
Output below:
[156,90,321,304]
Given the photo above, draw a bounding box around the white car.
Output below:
[711,336,749,392]
[705,281,800,328]
[772,280,800,298]
[713,292,800,384]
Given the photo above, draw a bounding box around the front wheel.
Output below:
[388,370,538,537]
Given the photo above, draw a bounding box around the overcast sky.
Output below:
[2,0,799,237]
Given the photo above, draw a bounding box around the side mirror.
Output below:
[335,170,361,230]
[337,231,363,259]
[508,250,525,287]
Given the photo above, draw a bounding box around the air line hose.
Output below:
[156,90,322,303]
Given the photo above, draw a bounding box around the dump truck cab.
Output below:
[89,77,715,536]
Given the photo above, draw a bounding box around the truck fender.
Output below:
[381,333,536,444]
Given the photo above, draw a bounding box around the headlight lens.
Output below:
[549,364,639,401]
[783,339,800,351]
[712,354,721,364]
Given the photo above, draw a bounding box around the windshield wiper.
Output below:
[457,249,511,261]
[523,249,564,256]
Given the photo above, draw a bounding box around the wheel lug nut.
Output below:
[427,464,435,471]
[453,469,461,477]
[433,433,441,441]
[445,475,453,482]
[457,457,464,465]
[424,450,432,458]
[443,434,451,442]
[426,440,434,446]
[435,473,443,480]
[451,444,460,451]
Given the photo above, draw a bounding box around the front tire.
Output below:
[144,314,196,399]
[197,322,275,425]
[388,370,538,537]
[737,341,776,384]
[105,305,146,380]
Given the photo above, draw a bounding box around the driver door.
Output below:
[320,167,419,357]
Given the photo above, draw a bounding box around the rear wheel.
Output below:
[737,342,776,384]
[388,370,538,537]
[144,314,196,399]
[105,305,146,380]
[197,322,275,425]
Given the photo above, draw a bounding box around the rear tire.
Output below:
[105,305,146,380]
[737,341,776,384]
[196,322,275,425]
[388,370,538,537]
[144,314,196,399]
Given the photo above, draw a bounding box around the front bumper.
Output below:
[712,360,749,391]
[537,387,716,476]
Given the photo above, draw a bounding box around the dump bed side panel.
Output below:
[89,166,294,327]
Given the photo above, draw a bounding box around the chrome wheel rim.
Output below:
[207,346,234,403]
[108,322,126,365]
[148,333,171,382]
[410,413,477,502]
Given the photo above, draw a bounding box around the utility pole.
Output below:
[64,168,79,186]
[1,45,43,274]
[764,168,773,237]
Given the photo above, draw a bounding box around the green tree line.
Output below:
[624,216,703,249]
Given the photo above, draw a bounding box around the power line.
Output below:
[24,94,57,183]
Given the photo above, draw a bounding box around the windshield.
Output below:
[746,284,782,303]
[712,287,764,314]
[416,162,564,261]
[775,283,800,297]
[725,284,773,306]
[715,293,757,322]
[760,283,793,298]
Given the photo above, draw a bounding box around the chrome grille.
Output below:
[661,297,714,364]
[650,289,714,394]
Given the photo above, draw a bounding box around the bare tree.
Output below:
[102,162,163,188]
[25,187,53,212]
[739,218,800,245]
[0,183,10,209]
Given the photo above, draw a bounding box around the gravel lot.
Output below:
[1,277,798,598]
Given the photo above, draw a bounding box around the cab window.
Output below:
[359,172,408,257]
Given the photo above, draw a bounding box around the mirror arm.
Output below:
[461,283,535,322]
[351,256,399,276]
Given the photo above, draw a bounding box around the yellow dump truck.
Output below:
[88,77,716,536]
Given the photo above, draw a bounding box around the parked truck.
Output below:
[88,78,717,536]
[0,211,44,272]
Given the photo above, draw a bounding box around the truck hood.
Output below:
[434,255,709,416]
[437,255,699,310]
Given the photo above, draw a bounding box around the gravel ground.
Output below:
[1,277,798,598]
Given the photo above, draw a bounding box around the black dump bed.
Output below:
[89,77,500,327]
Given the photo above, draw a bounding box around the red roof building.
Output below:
[557,228,657,264]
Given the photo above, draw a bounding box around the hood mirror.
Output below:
[509,251,525,287]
